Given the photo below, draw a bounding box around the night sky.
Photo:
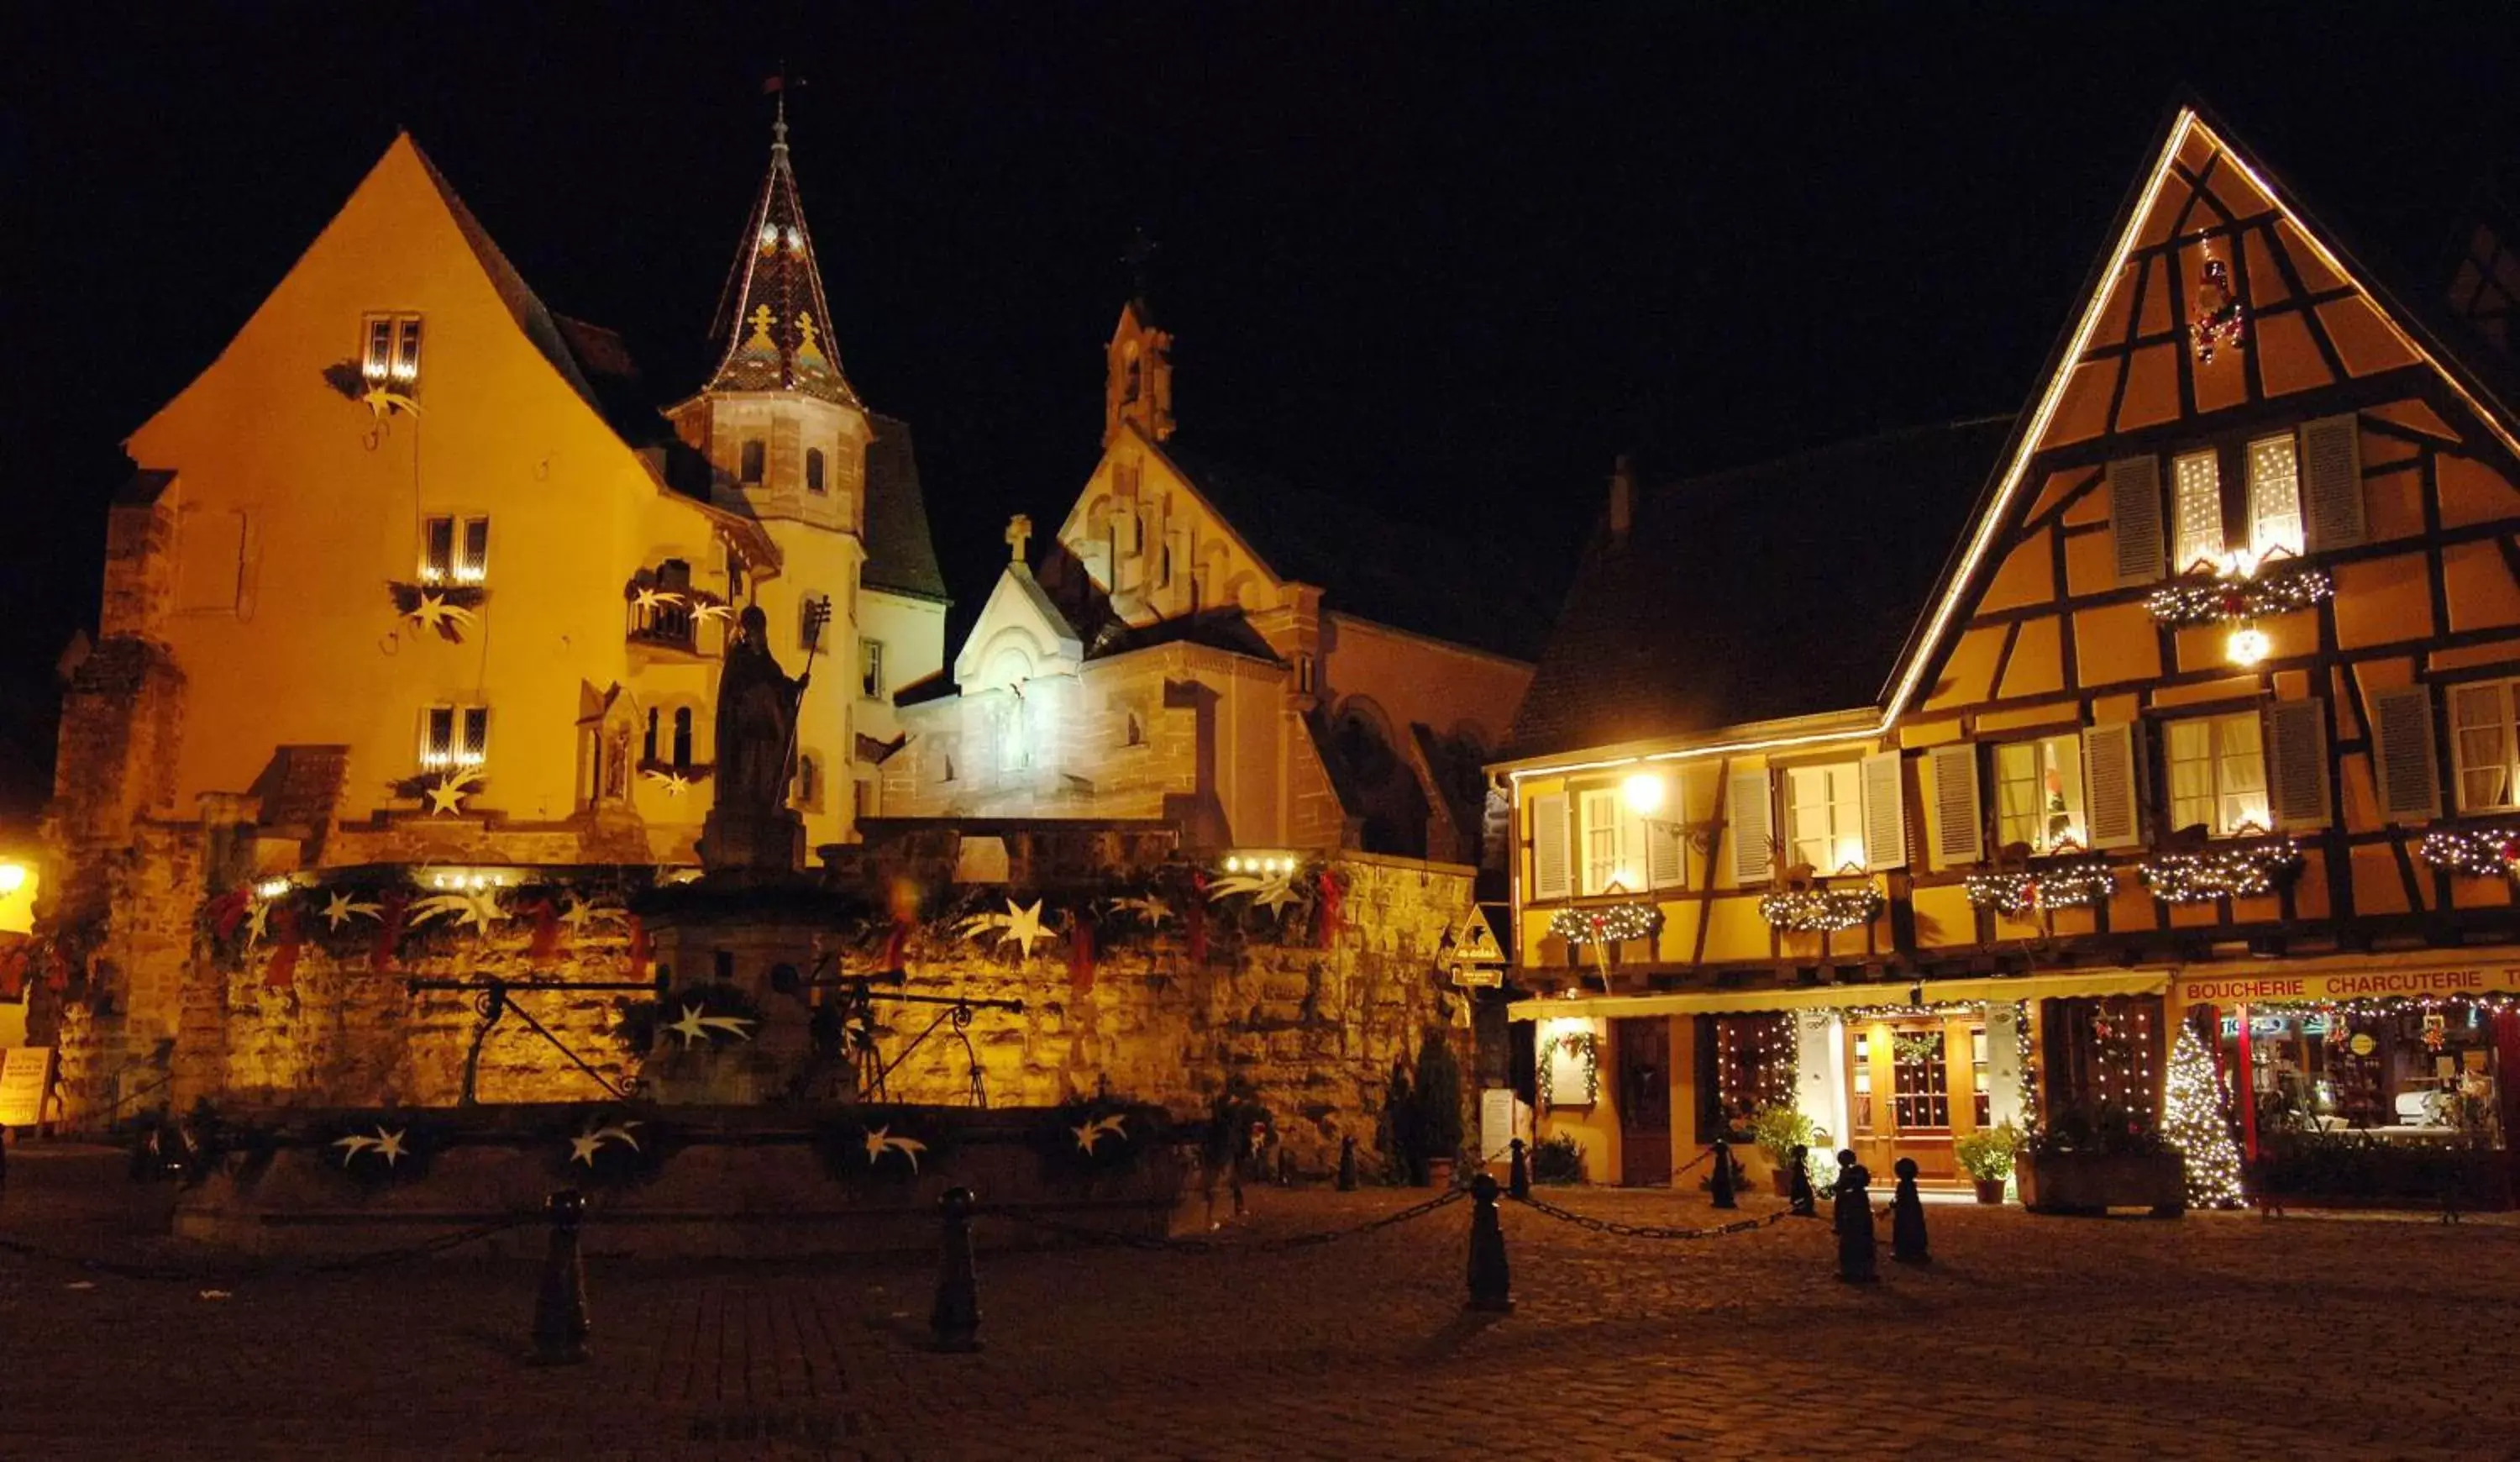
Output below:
[5,6,2517,821]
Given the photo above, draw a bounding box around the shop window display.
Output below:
[2218,1002,2503,1144]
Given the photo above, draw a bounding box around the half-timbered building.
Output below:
[1497,103,2520,1202]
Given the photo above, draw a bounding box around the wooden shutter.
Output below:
[1530,792,1572,902]
[2300,414,2365,553]
[2265,697,2331,829]
[1861,751,1908,870]
[2108,455,2166,586]
[2083,722,2142,849]
[1645,777,1686,888]
[1927,743,1983,867]
[2370,686,2441,823]
[1728,769,1773,884]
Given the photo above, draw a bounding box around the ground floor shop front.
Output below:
[1512,955,2520,1207]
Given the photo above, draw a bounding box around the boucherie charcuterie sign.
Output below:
[2175,967,2520,1006]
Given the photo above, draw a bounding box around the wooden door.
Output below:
[1849,1017,1980,1185]
[1614,1018,1672,1187]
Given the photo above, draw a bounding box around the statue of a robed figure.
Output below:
[698,605,806,875]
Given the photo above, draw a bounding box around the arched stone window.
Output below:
[806,448,827,494]
[739,439,767,485]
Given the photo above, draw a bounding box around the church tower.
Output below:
[1104,296,1173,447]
[668,97,869,852]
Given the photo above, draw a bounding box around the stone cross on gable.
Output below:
[1005,514,1032,564]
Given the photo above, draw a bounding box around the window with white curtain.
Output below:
[1993,735,2088,854]
[2247,434,2304,560]
[1578,788,1643,895]
[2450,680,2520,813]
[2166,713,2269,836]
[1786,762,1866,874]
[2172,450,2224,574]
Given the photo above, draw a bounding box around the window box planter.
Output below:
[2017,1150,2186,1217]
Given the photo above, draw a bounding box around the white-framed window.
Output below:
[420,705,489,770]
[363,313,423,392]
[2166,712,2270,836]
[2171,449,2223,574]
[1786,762,1866,875]
[2247,433,2304,560]
[1577,788,1644,896]
[859,639,886,699]
[2449,679,2520,813]
[1993,735,2088,855]
[421,515,489,585]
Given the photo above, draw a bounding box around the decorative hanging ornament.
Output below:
[2190,239,2248,363]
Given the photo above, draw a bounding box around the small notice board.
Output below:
[0,1046,53,1128]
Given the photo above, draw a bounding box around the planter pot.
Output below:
[2018,1150,2185,1217]
[1424,1158,1457,1190]
[1771,1170,1795,1199]
[1972,1178,2006,1206]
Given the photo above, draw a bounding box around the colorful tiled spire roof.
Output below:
[701,97,860,407]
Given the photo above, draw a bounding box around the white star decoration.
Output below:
[321,890,381,931]
[423,768,482,816]
[568,1121,641,1166]
[361,387,422,419]
[1072,1114,1126,1154]
[244,899,274,949]
[864,1125,927,1174]
[331,1126,408,1169]
[631,586,684,615]
[406,592,476,638]
[961,898,1053,958]
[690,602,737,627]
[1208,870,1305,914]
[559,897,625,933]
[664,1003,756,1048]
[1108,895,1173,928]
[642,768,694,797]
[408,886,505,933]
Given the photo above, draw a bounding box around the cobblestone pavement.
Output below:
[4,1145,2519,1459]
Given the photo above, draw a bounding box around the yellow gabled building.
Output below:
[39,114,943,1089]
[1498,103,2520,1207]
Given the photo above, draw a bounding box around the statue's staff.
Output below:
[776,596,834,803]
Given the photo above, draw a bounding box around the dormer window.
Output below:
[740,439,767,485]
[806,448,827,494]
[363,314,423,392]
[421,516,489,585]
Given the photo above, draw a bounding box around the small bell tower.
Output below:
[1104,281,1173,448]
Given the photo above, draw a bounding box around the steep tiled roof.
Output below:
[1498,418,2012,765]
[1151,436,1551,662]
[862,413,948,602]
[700,113,860,408]
[407,138,607,420]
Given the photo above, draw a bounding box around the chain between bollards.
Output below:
[528,1188,591,1365]
[929,1186,982,1353]
[1464,1172,1511,1313]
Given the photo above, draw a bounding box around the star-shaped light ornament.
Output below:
[958,898,1054,959]
[1072,1113,1126,1154]
[322,890,381,931]
[1208,870,1305,913]
[690,601,738,628]
[244,898,275,949]
[424,768,483,816]
[568,1120,642,1166]
[406,592,477,639]
[361,387,422,420]
[664,1003,756,1049]
[332,1131,381,1165]
[559,896,627,935]
[642,768,694,797]
[408,886,506,933]
[1108,895,1173,928]
[631,586,684,616]
[864,1125,927,1174]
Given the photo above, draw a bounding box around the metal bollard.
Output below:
[929,1186,983,1353]
[528,1189,591,1365]
[1508,1137,1530,1200]
[1833,1150,1877,1284]
[1890,1156,1930,1264]
[1465,1172,1512,1314]
[1787,1143,1818,1218]
[1336,1134,1357,1192]
[1709,1138,1736,1210]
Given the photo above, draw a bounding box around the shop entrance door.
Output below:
[1849,1016,1983,1186]
[1614,1018,1672,1187]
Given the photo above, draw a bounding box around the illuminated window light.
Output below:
[0,863,24,895]
[255,877,292,899]
[1621,773,1665,817]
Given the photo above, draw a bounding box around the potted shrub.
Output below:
[1530,1130,1587,1184]
[1410,1032,1467,1188]
[1954,1123,2019,1204]
[2017,1104,2186,1217]
[1749,1103,1814,1197]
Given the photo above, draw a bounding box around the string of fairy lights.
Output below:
[2082,1000,2158,1115]
[2144,565,2333,627]
[2163,1021,2245,1207]
[2416,827,2520,879]
[1757,886,1885,933]
[1962,860,2117,916]
[2136,839,2303,902]
[1545,902,1663,946]
[1715,1013,1796,1115]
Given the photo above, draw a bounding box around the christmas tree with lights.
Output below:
[2162,1022,2246,1207]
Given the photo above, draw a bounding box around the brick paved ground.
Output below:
[4,1144,2518,1459]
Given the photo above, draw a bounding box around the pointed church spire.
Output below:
[701,91,861,408]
